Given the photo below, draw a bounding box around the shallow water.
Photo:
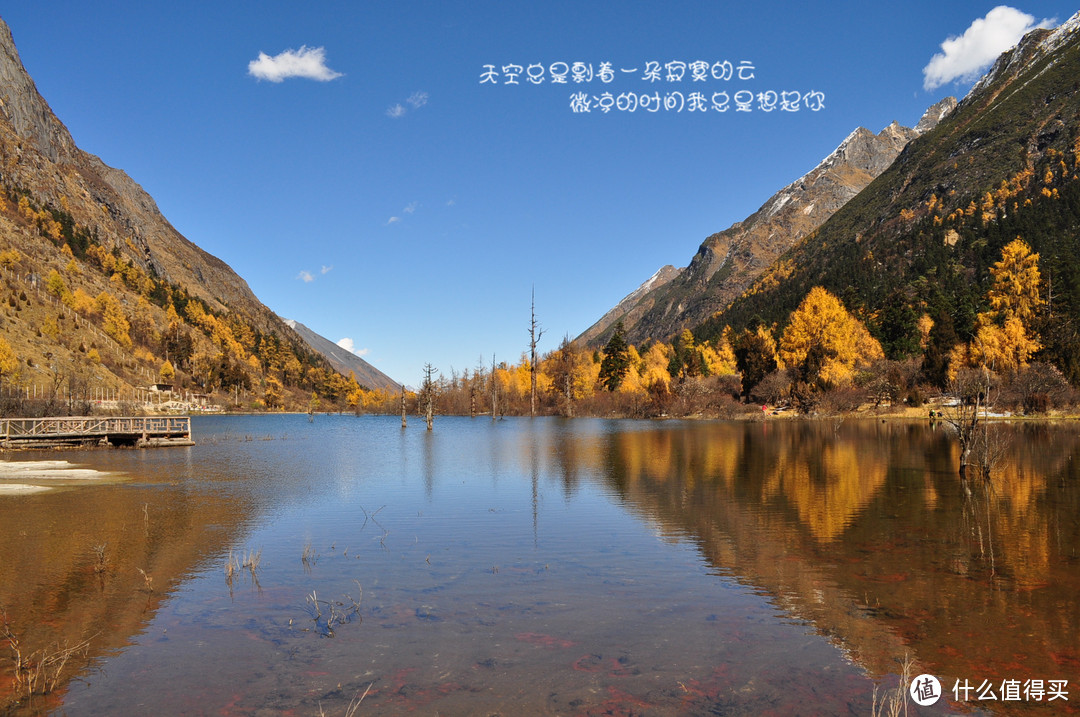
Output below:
[0,415,1076,714]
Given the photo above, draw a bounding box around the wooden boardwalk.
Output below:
[0,416,192,448]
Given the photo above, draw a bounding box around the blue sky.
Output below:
[4,2,1076,386]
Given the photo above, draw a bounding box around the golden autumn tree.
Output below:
[614,345,646,393]
[159,360,175,383]
[263,375,284,409]
[45,269,68,298]
[129,296,157,346]
[701,336,738,376]
[638,342,673,390]
[779,287,883,386]
[544,342,601,402]
[345,373,364,413]
[0,248,21,270]
[0,336,17,387]
[988,238,1043,322]
[967,238,1043,374]
[95,291,133,349]
[67,288,95,316]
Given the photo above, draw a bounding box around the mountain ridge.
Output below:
[0,16,265,323]
[0,15,398,408]
[692,10,1080,383]
[577,97,956,348]
[283,319,400,392]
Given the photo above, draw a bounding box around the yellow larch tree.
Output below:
[0,336,17,387]
[701,337,737,376]
[966,238,1043,374]
[615,345,646,393]
[987,238,1043,323]
[638,342,673,391]
[779,286,884,386]
[95,291,132,348]
[917,314,934,350]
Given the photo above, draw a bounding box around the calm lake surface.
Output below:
[0,415,1077,715]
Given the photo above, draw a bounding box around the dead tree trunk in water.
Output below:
[491,354,497,421]
[944,367,1006,481]
[422,364,437,431]
[529,287,545,417]
[400,385,406,428]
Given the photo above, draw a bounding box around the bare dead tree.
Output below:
[491,353,497,421]
[942,367,988,480]
[529,287,545,417]
[400,384,406,428]
[421,364,437,430]
[942,366,1009,482]
[472,354,486,418]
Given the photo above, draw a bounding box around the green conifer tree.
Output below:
[599,321,630,391]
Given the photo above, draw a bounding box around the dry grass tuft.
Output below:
[1,607,95,702]
[871,653,913,717]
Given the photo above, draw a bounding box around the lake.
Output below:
[0,415,1077,715]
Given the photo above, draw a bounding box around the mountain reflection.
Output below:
[2,417,1077,715]
[0,454,253,714]
[541,419,1080,702]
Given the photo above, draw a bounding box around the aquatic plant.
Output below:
[225,550,241,588]
[242,547,262,577]
[91,542,109,575]
[1,607,94,702]
[304,582,362,638]
[871,653,912,717]
[301,540,318,571]
[136,567,153,592]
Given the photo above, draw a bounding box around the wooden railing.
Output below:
[0,416,190,443]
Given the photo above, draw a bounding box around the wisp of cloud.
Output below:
[336,338,370,357]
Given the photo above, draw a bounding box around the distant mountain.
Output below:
[283,319,400,392]
[0,16,354,408]
[578,98,956,348]
[694,11,1080,381]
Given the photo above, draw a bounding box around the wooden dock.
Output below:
[0,416,193,449]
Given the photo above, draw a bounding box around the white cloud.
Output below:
[403,201,419,214]
[248,45,343,83]
[336,338,370,357]
[407,91,429,109]
[320,265,333,275]
[297,270,314,283]
[923,6,1055,90]
[445,199,456,207]
[386,216,401,225]
[387,90,428,118]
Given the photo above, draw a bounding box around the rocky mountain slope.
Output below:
[578,98,956,348]
[0,19,275,327]
[284,319,400,392]
[0,16,394,408]
[694,11,1080,380]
